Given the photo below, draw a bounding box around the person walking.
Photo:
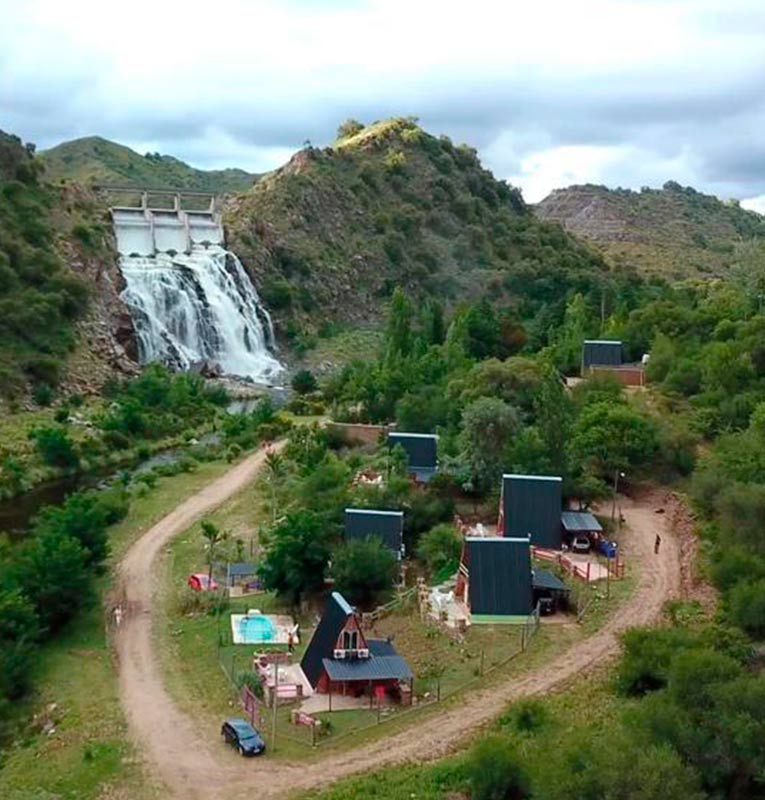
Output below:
[654,534,661,555]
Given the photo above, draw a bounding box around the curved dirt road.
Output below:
[115,458,681,800]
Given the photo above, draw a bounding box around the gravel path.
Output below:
[114,462,681,800]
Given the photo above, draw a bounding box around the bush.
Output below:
[465,735,530,800]
[0,589,40,701]
[416,523,462,575]
[29,426,79,468]
[728,578,765,638]
[292,369,318,395]
[32,383,54,406]
[261,278,293,309]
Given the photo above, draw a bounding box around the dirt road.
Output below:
[114,462,682,800]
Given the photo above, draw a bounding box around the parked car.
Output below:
[221,718,266,756]
[188,573,219,592]
[570,535,591,554]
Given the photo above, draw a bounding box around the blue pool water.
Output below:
[238,615,276,643]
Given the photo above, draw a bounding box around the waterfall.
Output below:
[119,245,283,382]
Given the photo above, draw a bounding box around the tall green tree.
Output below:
[332,538,398,608]
[386,287,414,360]
[258,511,331,607]
[459,397,520,493]
[200,520,226,584]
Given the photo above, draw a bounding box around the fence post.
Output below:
[479,648,485,676]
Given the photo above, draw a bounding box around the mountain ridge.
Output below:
[41,135,258,193]
[535,181,765,279]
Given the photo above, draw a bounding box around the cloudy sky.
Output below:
[2,0,765,209]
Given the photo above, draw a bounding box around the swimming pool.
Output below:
[235,614,276,644]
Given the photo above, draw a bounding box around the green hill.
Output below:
[42,136,257,193]
[0,131,90,398]
[535,182,765,279]
[226,117,615,340]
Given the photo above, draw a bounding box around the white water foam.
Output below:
[119,245,283,382]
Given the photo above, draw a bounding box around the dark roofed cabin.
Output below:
[455,537,534,623]
[387,432,438,483]
[581,339,645,386]
[344,509,404,558]
[582,339,623,369]
[499,474,563,550]
[300,592,413,704]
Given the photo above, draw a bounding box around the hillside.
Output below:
[0,131,136,404]
[226,118,615,341]
[42,136,257,193]
[536,181,765,279]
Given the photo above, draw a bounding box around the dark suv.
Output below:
[221,718,266,756]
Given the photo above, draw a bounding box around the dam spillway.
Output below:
[110,191,282,383]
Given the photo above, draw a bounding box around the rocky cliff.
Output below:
[536,182,765,279]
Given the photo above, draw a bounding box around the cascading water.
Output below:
[119,245,283,382]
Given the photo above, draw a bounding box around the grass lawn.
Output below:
[0,457,243,800]
[305,664,631,800]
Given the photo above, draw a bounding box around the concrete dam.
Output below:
[110,191,282,383]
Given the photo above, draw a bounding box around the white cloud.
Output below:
[2,0,765,203]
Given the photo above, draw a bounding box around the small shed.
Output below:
[387,432,438,483]
[344,508,404,558]
[455,536,534,623]
[300,592,413,702]
[499,474,563,550]
[582,340,623,369]
[532,569,570,613]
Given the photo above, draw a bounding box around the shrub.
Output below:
[292,369,318,395]
[728,578,765,638]
[416,523,462,575]
[466,735,530,800]
[29,426,79,468]
[32,383,54,406]
[261,278,293,309]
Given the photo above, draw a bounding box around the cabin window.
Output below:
[342,630,358,651]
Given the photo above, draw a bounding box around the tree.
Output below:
[32,488,127,568]
[728,578,765,637]
[423,299,445,345]
[466,735,531,800]
[459,397,520,493]
[291,369,318,395]
[258,511,331,607]
[731,238,765,314]
[554,292,589,373]
[12,530,92,633]
[569,401,657,482]
[416,523,462,575]
[0,589,39,700]
[28,426,79,468]
[332,538,398,608]
[200,521,226,584]
[386,288,414,360]
[464,299,500,359]
[336,119,364,139]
